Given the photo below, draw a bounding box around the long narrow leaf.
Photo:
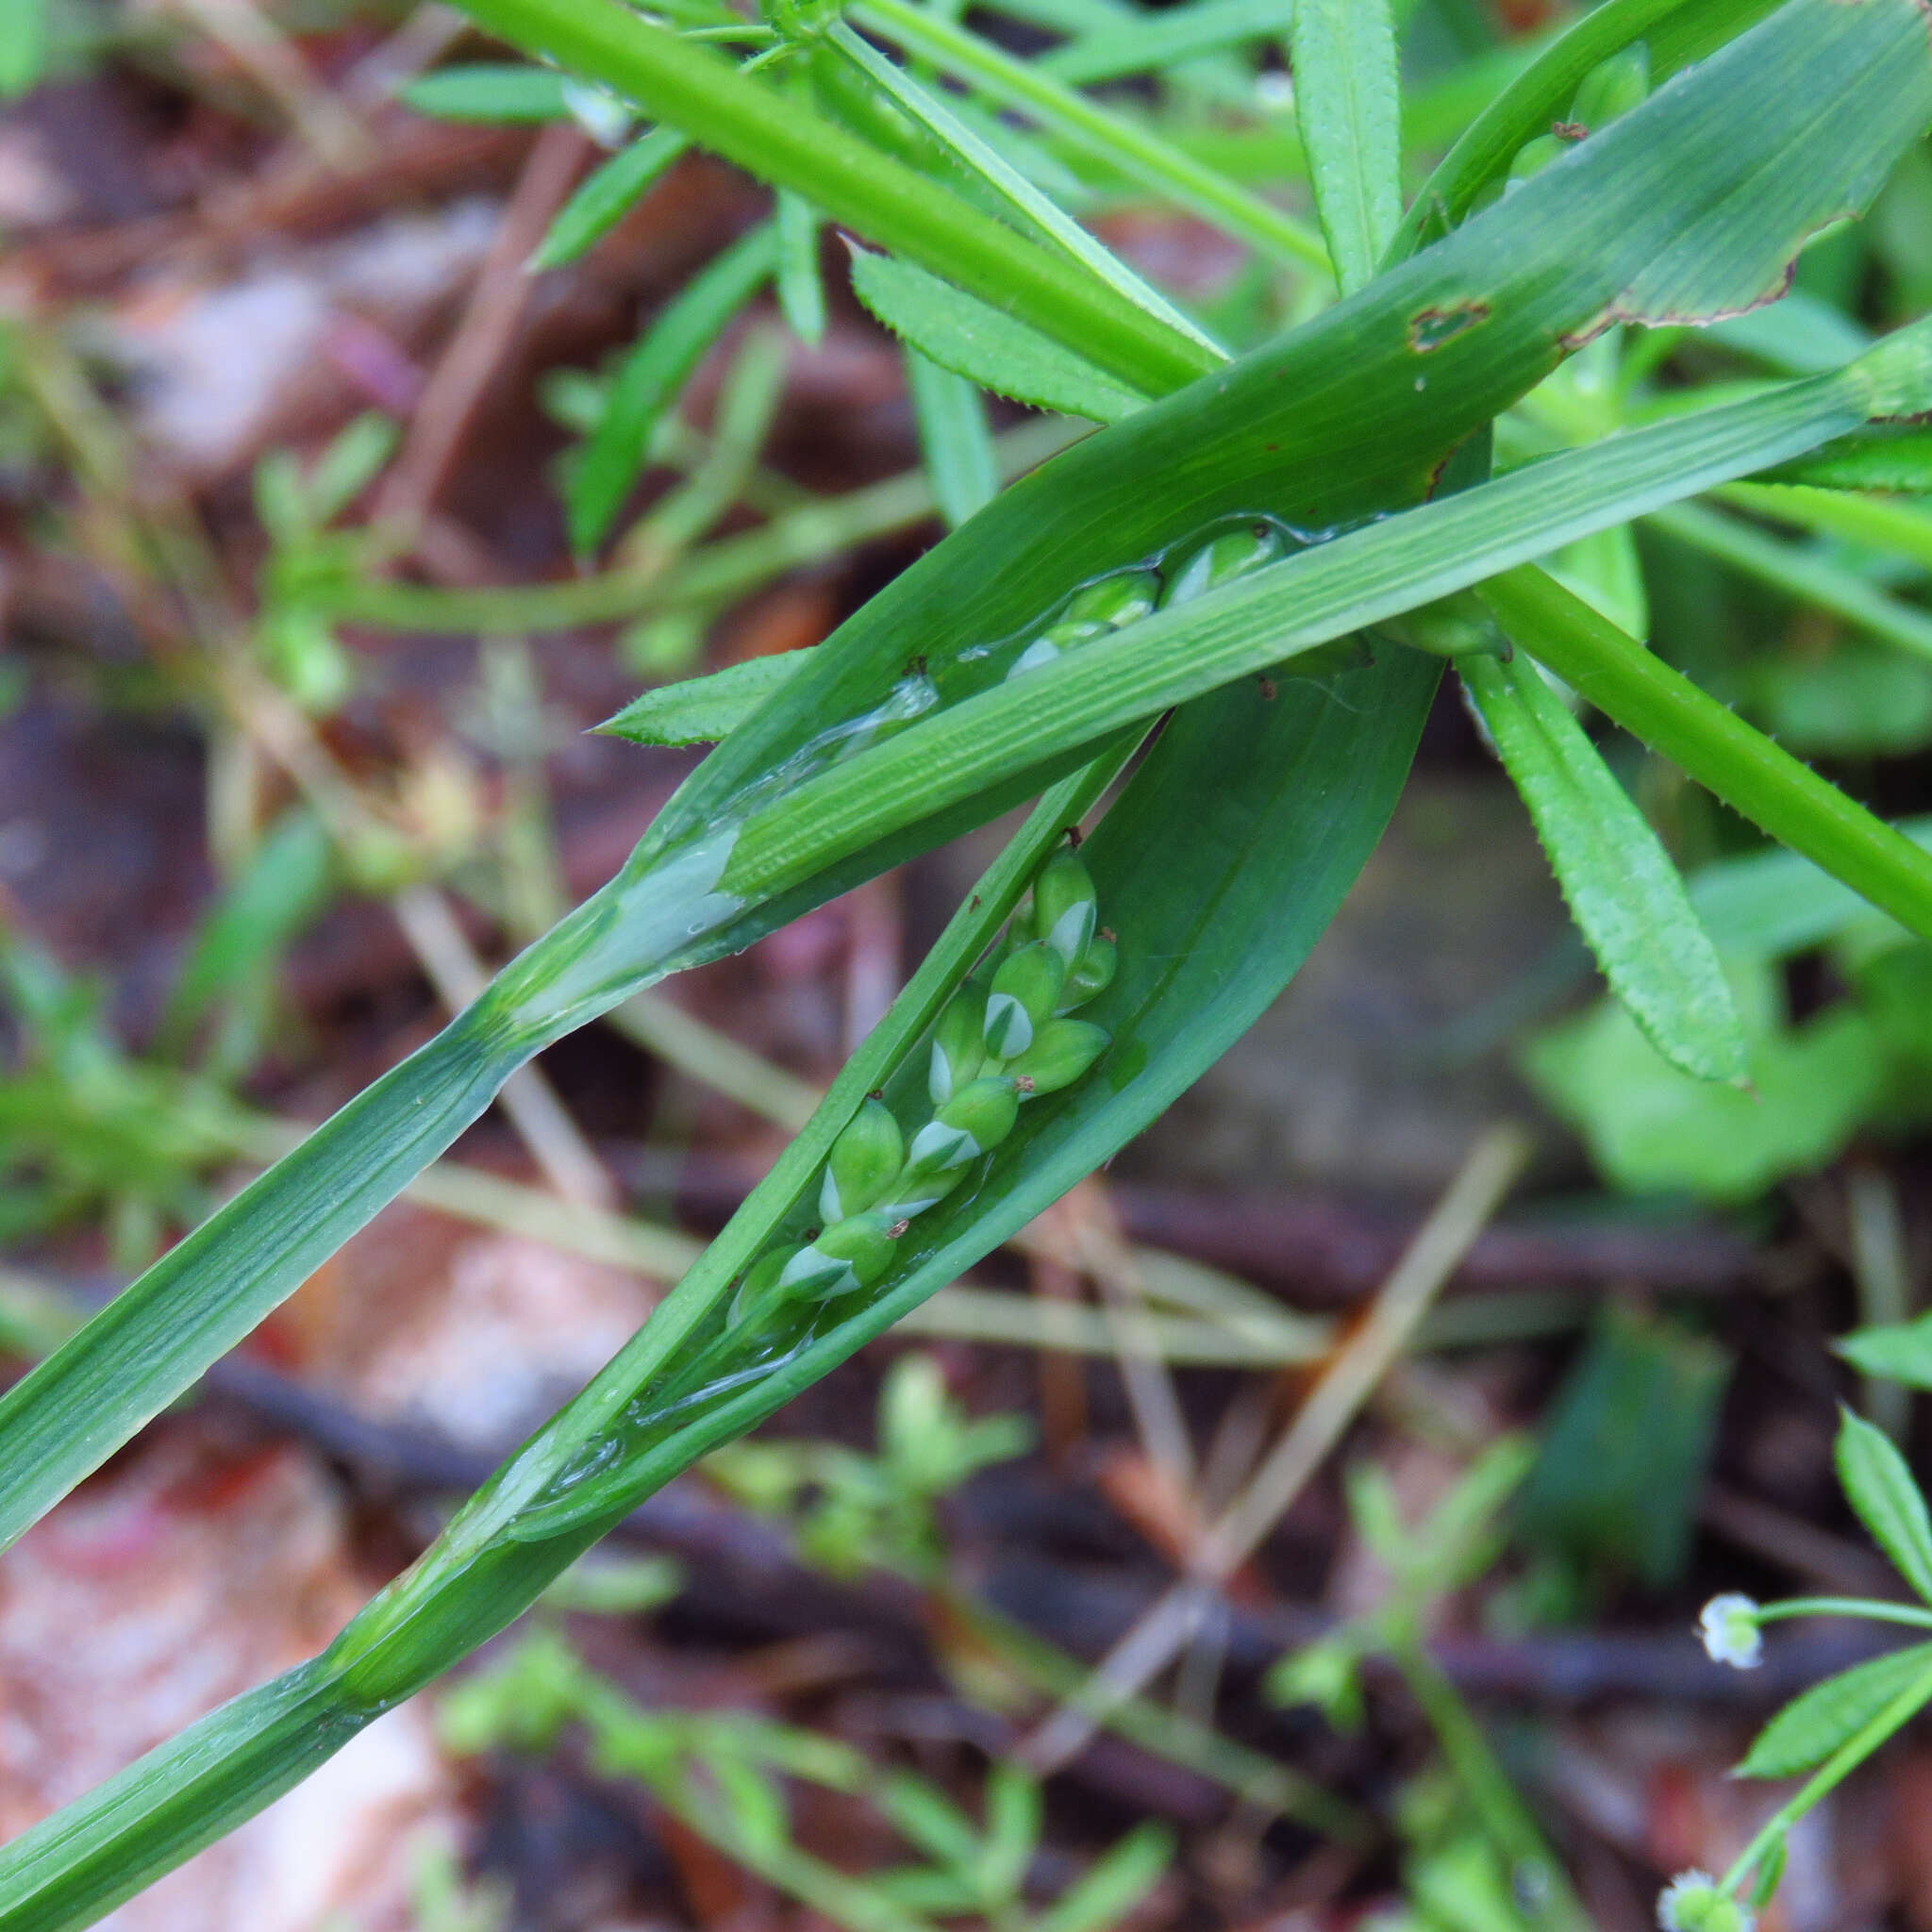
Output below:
[0,649,1436,1928]
[719,331,1932,909]
[1837,1407,1932,1603]
[905,350,1000,527]
[1739,1643,1932,1779]
[531,125,690,270]
[849,248,1148,423]
[461,0,1224,396]
[1290,0,1402,293]
[569,222,777,554]
[1460,651,1746,1084]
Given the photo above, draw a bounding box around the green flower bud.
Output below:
[1030,849,1098,966]
[820,1097,904,1223]
[727,1246,795,1329]
[1058,933,1117,1010]
[780,1211,902,1301]
[1164,523,1286,608]
[1062,568,1158,631]
[905,1074,1020,1175]
[928,981,988,1106]
[984,942,1065,1058]
[1007,1018,1108,1098]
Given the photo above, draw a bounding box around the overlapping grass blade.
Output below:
[0,646,1435,1928]
[719,331,1932,912]
[2,0,1926,1570]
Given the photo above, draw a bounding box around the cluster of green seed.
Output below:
[1003,519,1291,683]
[726,844,1117,1329]
[722,519,1301,1334]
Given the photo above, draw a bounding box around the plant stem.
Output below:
[443,0,1213,395]
[1388,1626,1592,1932]
[1479,564,1932,945]
[1755,1597,1932,1630]
[324,418,1080,635]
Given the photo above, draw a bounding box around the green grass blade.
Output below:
[775,189,827,344]
[1460,651,1747,1084]
[848,247,1148,423]
[568,222,777,554]
[1290,0,1402,293]
[1393,0,1783,254]
[0,644,1434,1926]
[1717,480,1932,574]
[5,0,1923,1575]
[905,351,1000,528]
[0,758,1132,1932]
[0,1007,532,1557]
[531,126,690,270]
[720,340,1932,911]
[1650,499,1932,663]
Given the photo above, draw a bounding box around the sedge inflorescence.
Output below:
[724,843,1117,1331]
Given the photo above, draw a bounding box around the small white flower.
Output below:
[1657,1872,1754,1932]
[1698,1593,1763,1669]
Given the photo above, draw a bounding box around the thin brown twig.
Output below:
[391,883,619,1208]
[1016,1124,1534,1774]
[377,121,592,538]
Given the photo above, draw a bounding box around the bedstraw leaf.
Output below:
[569,222,777,554]
[1738,1642,1932,1779]
[531,126,690,269]
[906,350,1000,527]
[1290,0,1403,293]
[850,248,1148,423]
[1837,1407,1932,1604]
[1838,1313,1932,1391]
[1460,651,1747,1085]
[774,190,827,345]
[403,61,572,121]
[0,0,48,95]
[600,654,810,746]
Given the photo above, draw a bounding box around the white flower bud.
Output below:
[1657,1872,1753,1932]
[1697,1594,1762,1670]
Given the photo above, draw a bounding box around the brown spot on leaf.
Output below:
[1407,300,1491,353]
